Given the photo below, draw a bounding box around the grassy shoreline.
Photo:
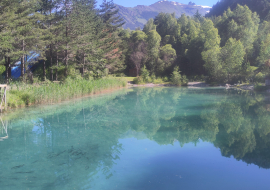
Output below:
[5,77,268,112]
[6,77,126,110]
[2,88,132,122]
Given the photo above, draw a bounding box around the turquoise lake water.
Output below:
[1,87,270,190]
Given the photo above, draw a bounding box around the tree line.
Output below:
[0,0,125,83]
[1,0,270,85]
[121,3,270,84]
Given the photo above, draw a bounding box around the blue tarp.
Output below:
[11,52,40,78]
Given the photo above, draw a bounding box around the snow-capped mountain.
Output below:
[116,1,211,30]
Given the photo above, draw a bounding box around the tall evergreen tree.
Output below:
[0,0,16,83]
[0,0,47,81]
[98,0,125,75]
[70,0,101,76]
[38,0,61,80]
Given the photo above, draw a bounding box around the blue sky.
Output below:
[96,0,219,7]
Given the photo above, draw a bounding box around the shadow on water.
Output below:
[0,87,270,189]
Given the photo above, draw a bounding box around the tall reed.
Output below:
[7,77,126,108]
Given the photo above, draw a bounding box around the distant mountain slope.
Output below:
[206,0,270,20]
[116,1,211,30]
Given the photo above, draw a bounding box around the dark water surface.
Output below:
[1,87,270,190]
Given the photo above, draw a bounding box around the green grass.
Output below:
[7,77,126,108]
[3,88,132,121]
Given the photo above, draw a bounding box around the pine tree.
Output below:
[8,0,47,80]
[49,1,66,81]
[0,0,18,83]
[54,0,73,77]
[194,10,203,22]
[70,0,100,76]
[98,0,126,75]
[38,0,61,80]
[99,0,124,32]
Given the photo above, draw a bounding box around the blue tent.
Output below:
[11,52,40,78]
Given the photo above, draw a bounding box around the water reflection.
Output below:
[0,118,8,141]
[1,87,270,189]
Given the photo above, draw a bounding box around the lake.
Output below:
[1,87,270,190]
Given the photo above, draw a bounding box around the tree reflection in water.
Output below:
[1,87,270,189]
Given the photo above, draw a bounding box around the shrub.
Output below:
[254,83,269,91]
[182,75,188,86]
[171,67,182,86]
[254,72,265,83]
[150,73,156,83]
[153,77,164,84]
[133,76,144,84]
[163,76,169,82]
[140,66,150,82]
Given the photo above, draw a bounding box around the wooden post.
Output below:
[0,85,7,112]
[4,87,6,109]
[0,117,8,141]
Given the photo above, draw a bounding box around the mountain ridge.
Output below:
[116,1,211,30]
